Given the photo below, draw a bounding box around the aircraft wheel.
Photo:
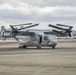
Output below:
[19,45,27,48]
[19,46,22,48]
[52,45,56,49]
[37,45,41,49]
[23,45,27,48]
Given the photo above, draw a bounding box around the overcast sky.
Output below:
[0,0,76,29]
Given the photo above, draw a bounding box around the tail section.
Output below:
[0,26,6,40]
[1,26,5,36]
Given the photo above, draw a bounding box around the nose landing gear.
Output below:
[52,45,56,49]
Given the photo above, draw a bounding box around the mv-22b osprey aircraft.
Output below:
[0,23,73,49]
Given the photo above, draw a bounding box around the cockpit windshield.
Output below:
[46,35,57,39]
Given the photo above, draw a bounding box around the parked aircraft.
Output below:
[0,23,73,49]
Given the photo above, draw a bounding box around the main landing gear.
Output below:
[37,45,41,49]
[52,45,56,49]
[19,45,27,48]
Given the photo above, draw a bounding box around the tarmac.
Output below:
[0,40,76,75]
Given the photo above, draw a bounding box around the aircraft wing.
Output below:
[44,31,57,35]
[17,31,35,36]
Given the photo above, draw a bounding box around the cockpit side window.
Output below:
[44,36,48,40]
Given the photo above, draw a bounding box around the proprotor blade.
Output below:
[48,24,66,30]
[12,23,32,27]
[48,24,73,37]
[18,23,39,30]
[56,24,73,28]
[52,29,64,34]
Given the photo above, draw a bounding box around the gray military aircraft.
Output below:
[0,23,73,49]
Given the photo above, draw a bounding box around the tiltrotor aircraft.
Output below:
[0,23,73,49]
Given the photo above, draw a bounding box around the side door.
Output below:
[43,36,48,45]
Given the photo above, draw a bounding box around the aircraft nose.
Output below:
[48,40,57,45]
[15,36,18,41]
[52,41,57,45]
